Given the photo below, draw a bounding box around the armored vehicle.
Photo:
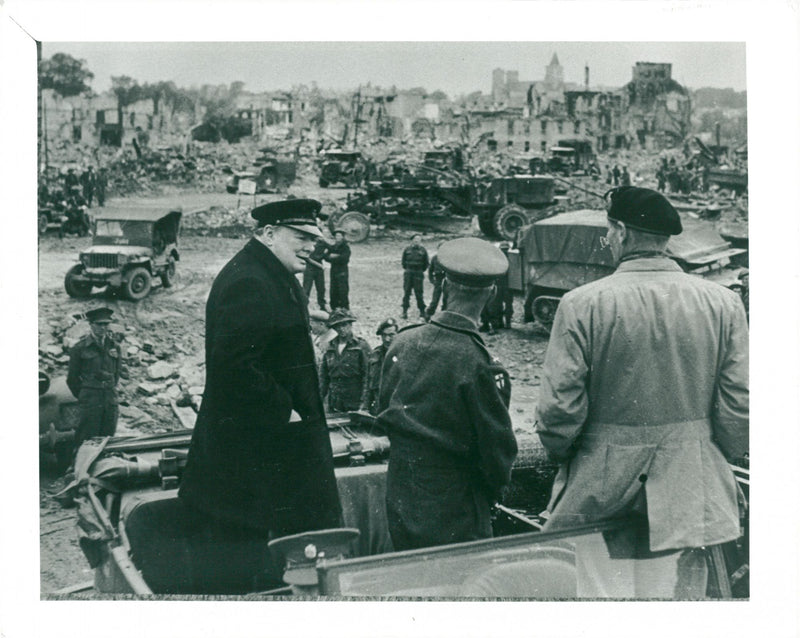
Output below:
[508,209,748,327]
[64,207,182,301]
[54,413,748,599]
[318,150,365,188]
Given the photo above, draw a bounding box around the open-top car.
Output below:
[64,207,182,301]
[53,411,748,599]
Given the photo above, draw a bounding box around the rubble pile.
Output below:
[38,311,210,432]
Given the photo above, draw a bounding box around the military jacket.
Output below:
[325,241,351,276]
[320,335,371,407]
[402,244,429,272]
[378,311,517,499]
[536,256,749,551]
[67,333,124,395]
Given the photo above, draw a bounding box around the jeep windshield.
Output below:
[94,219,153,246]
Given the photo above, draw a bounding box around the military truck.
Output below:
[343,174,558,242]
[55,413,748,598]
[507,209,748,327]
[318,150,365,188]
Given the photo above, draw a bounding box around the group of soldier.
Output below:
[64,185,749,598]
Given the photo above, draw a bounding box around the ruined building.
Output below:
[623,62,692,149]
[470,57,691,155]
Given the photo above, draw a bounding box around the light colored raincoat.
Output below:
[536,256,748,551]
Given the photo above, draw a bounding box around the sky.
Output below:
[40,41,747,97]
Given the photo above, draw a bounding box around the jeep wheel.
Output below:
[493,204,529,241]
[64,265,92,298]
[319,178,329,188]
[331,211,370,243]
[160,258,176,288]
[124,267,152,301]
[38,214,49,236]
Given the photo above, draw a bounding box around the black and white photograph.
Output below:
[2,1,798,637]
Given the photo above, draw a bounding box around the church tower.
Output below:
[544,53,564,91]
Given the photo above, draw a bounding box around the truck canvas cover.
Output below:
[520,210,615,291]
[521,209,746,290]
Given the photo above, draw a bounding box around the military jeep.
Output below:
[318,150,364,188]
[64,207,182,301]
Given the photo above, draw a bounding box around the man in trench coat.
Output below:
[180,199,342,547]
[536,186,749,599]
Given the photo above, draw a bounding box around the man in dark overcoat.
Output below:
[378,238,518,551]
[179,199,342,546]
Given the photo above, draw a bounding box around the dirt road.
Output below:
[38,188,549,593]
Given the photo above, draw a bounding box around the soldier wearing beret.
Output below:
[536,186,749,598]
[180,199,342,573]
[361,317,398,415]
[378,238,518,551]
[319,309,372,413]
[67,307,127,451]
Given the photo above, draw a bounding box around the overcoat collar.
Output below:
[430,310,484,343]
[615,255,683,274]
[243,237,308,321]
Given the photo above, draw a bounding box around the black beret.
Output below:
[438,238,508,287]
[83,307,114,323]
[251,199,323,237]
[605,186,682,236]
[376,317,398,335]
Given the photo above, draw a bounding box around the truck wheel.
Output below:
[38,214,49,236]
[532,295,561,329]
[124,267,152,301]
[493,204,529,241]
[331,211,370,243]
[64,265,92,298]
[319,178,329,188]
[160,258,176,288]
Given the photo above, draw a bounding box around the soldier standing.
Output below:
[361,317,398,415]
[401,234,429,320]
[95,168,108,207]
[482,241,514,332]
[326,230,351,310]
[319,309,371,413]
[378,238,518,551]
[302,235,331,312]
[424,243,447,319]
[80,166,96,207]
[67,307,126,450]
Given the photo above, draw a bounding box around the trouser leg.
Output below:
[412,275,425,314]
[402,271,413,311]
[426,282,442,316]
